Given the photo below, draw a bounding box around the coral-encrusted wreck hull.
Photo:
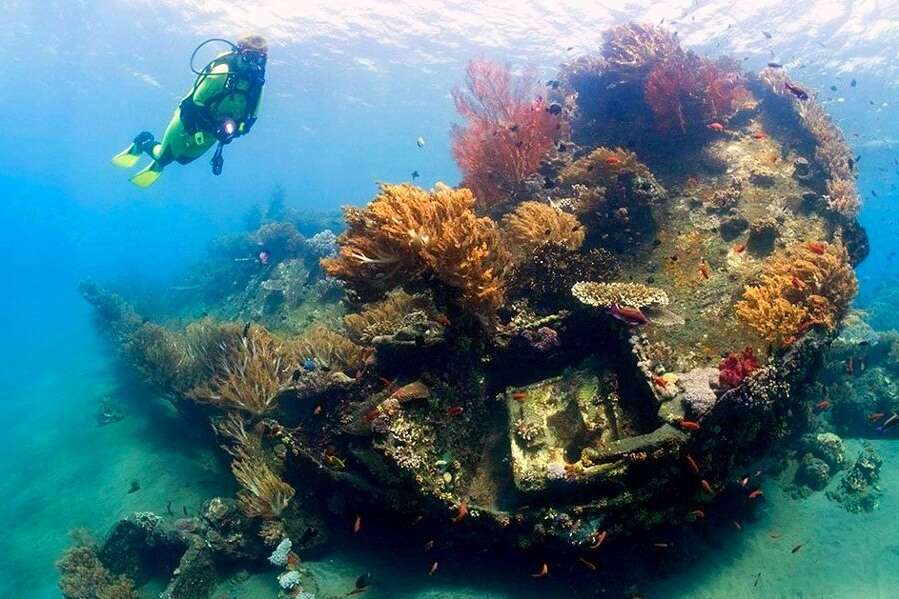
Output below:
[76,23,866,596]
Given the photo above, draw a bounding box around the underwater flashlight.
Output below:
[221,119,236,137]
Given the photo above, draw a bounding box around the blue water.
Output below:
[4,1,899,597]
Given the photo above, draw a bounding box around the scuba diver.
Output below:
[111,35,267,188]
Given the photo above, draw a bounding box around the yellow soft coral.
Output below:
[295,325,365,374]
[736,241,857,346]
[502,201,585,256]
[323,183,511,319]
[188,326,294,416]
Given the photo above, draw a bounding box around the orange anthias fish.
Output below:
[685,454,700,475]
[748,489,764,500]
[806,241,827,255]
[708,122,725,132]
[815,400,831,411]
[679,419,701,431]
[690,509,705,519]
[605,156,622,166]
[590,530,608,549]
[699,262,710,280]
[532,563,549,578]
[733,242,747,254]
[753,131,767,140]
[700,479,713,494]
[353,514,363,533]
[447,406,464,417]
[512,391,527,402]
[452,500,468,523]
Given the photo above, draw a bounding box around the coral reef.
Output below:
[451,58,560,208]
[57,530,137,599]
[736,241,857,346]
[501,201,585,255]
[322,183,512,319]
[76,22,870,594]
[343,289,435,345]
[508,243,619,310]
[827,444,882,512]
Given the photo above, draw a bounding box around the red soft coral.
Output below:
[718,347,760,390]
[644,53,747,134]
[451,58,560,210]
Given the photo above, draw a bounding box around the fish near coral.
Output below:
[353,514,362,533]
[748,489,764,500]
[679,419,701,431]
[609,304,650,325]
[590,530,608,549]
[447,406,464,417]
[814,400,831,411]
[700,479,713,494]
[685,454,700,475]
[690,509,705,519]
[699,262,710,280]
[452,500,469,523]
[805,241,827,255]
[707,122,725,132]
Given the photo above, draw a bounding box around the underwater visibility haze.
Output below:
[7,1,899,597]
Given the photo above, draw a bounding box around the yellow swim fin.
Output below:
[130,161,163,188]
[111,143,142,168]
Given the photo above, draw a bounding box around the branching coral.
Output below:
[296,325,365,373]
[602,23,680,75]
[571,281,669,309]
[57,530,137,599]
[322,184,512,319]
[796,99,854,181]
[189,326,294,415]
[736,241,858,346]
[645,53,747,133]
[501,201,585,255]
[451,58,560,208]
[343,289,435,345]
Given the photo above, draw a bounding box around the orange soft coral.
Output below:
[451,58,560,209]
[501,201,585,256]
[323,184,511,320]
[735,241,857,346]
